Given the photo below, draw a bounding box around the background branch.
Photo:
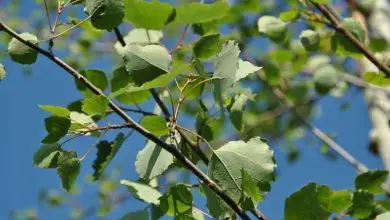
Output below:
[0,21,258,220]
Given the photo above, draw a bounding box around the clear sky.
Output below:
[0,2,385,220]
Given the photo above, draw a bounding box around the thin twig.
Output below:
[310,1,390,77]
[43,0,53,32]
[114,27,126,47]
[0,22,256,220]
[264,79,390,194]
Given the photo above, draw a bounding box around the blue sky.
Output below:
[0,1,386,220]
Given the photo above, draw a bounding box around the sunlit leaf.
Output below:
[124,0,174,29]
[33,144,62,169]
[121,180,162,205]
[135,139,174,180]
[82,95,109,116]
[39,105,70,118]
[208,137,276,204]
[176,2,229,24]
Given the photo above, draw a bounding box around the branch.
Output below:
[310,1,390,77]
[0,21,255,220]
[264,78,390,193]
[113,27,211,165]
[71,123,133,135]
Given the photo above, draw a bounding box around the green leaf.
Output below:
[208,137,276,204]
[8,32,39,64]
[363,72,390,87]
[228,94,248,132]
[85,0,124,30]
[331,18,366,58]
[213,41,240,93]
[236,59,262,82]
[202,184,233,218]
[69,111,97,132]
[33,144,62,169]
[311,0,330,3]
[355,170,389,194]
[348,190,374,218]
[176,2,229,24]
[122,44,171,85]
[376,212,390,220]
[193,34,221,61]
[75,69,108,97]
[285,183,330,220]
[57,151,80,192]
[121,209,149,220]
[92,133,125,180]
[135,139,174,181]
[0,63,6,81]
[111,63,190,97]
[159,184,193,216]
[115,29,163,54]
[279,9,300,22]
[38,105,70,117]
[241,170,262,210]
[195,115,222,141]
[299,30,320,51]
[82,95,109,116]
[124,0,174,29]
[257,16,288,42]
[110,66,151,104]
[313,65,339,95]
[120,180,163,205]
[42,116,71,144]
[140,115,169,137]
[317,186,352,213]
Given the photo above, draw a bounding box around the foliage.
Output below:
[2,0,390,219]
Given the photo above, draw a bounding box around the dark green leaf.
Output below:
[33,144,62,169]
[355,170,389,194]
[42,116,71,144]
[92,133,125,180]
[124,0,174,29]
[85,0,124,30]
[348,190,374,218]
[121,209,149,220]
[57,151,80,192]
[331,18,366,58]
[110,64,190,97]
[110,66,151,104]
[284,183,330,220]
[202,184,233,218]
[159,184,193,216]
[193,34,221,60]
[8,32,39,64]
[82,95,109,116]
[176,2,229,24]
[75,69,108,97]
